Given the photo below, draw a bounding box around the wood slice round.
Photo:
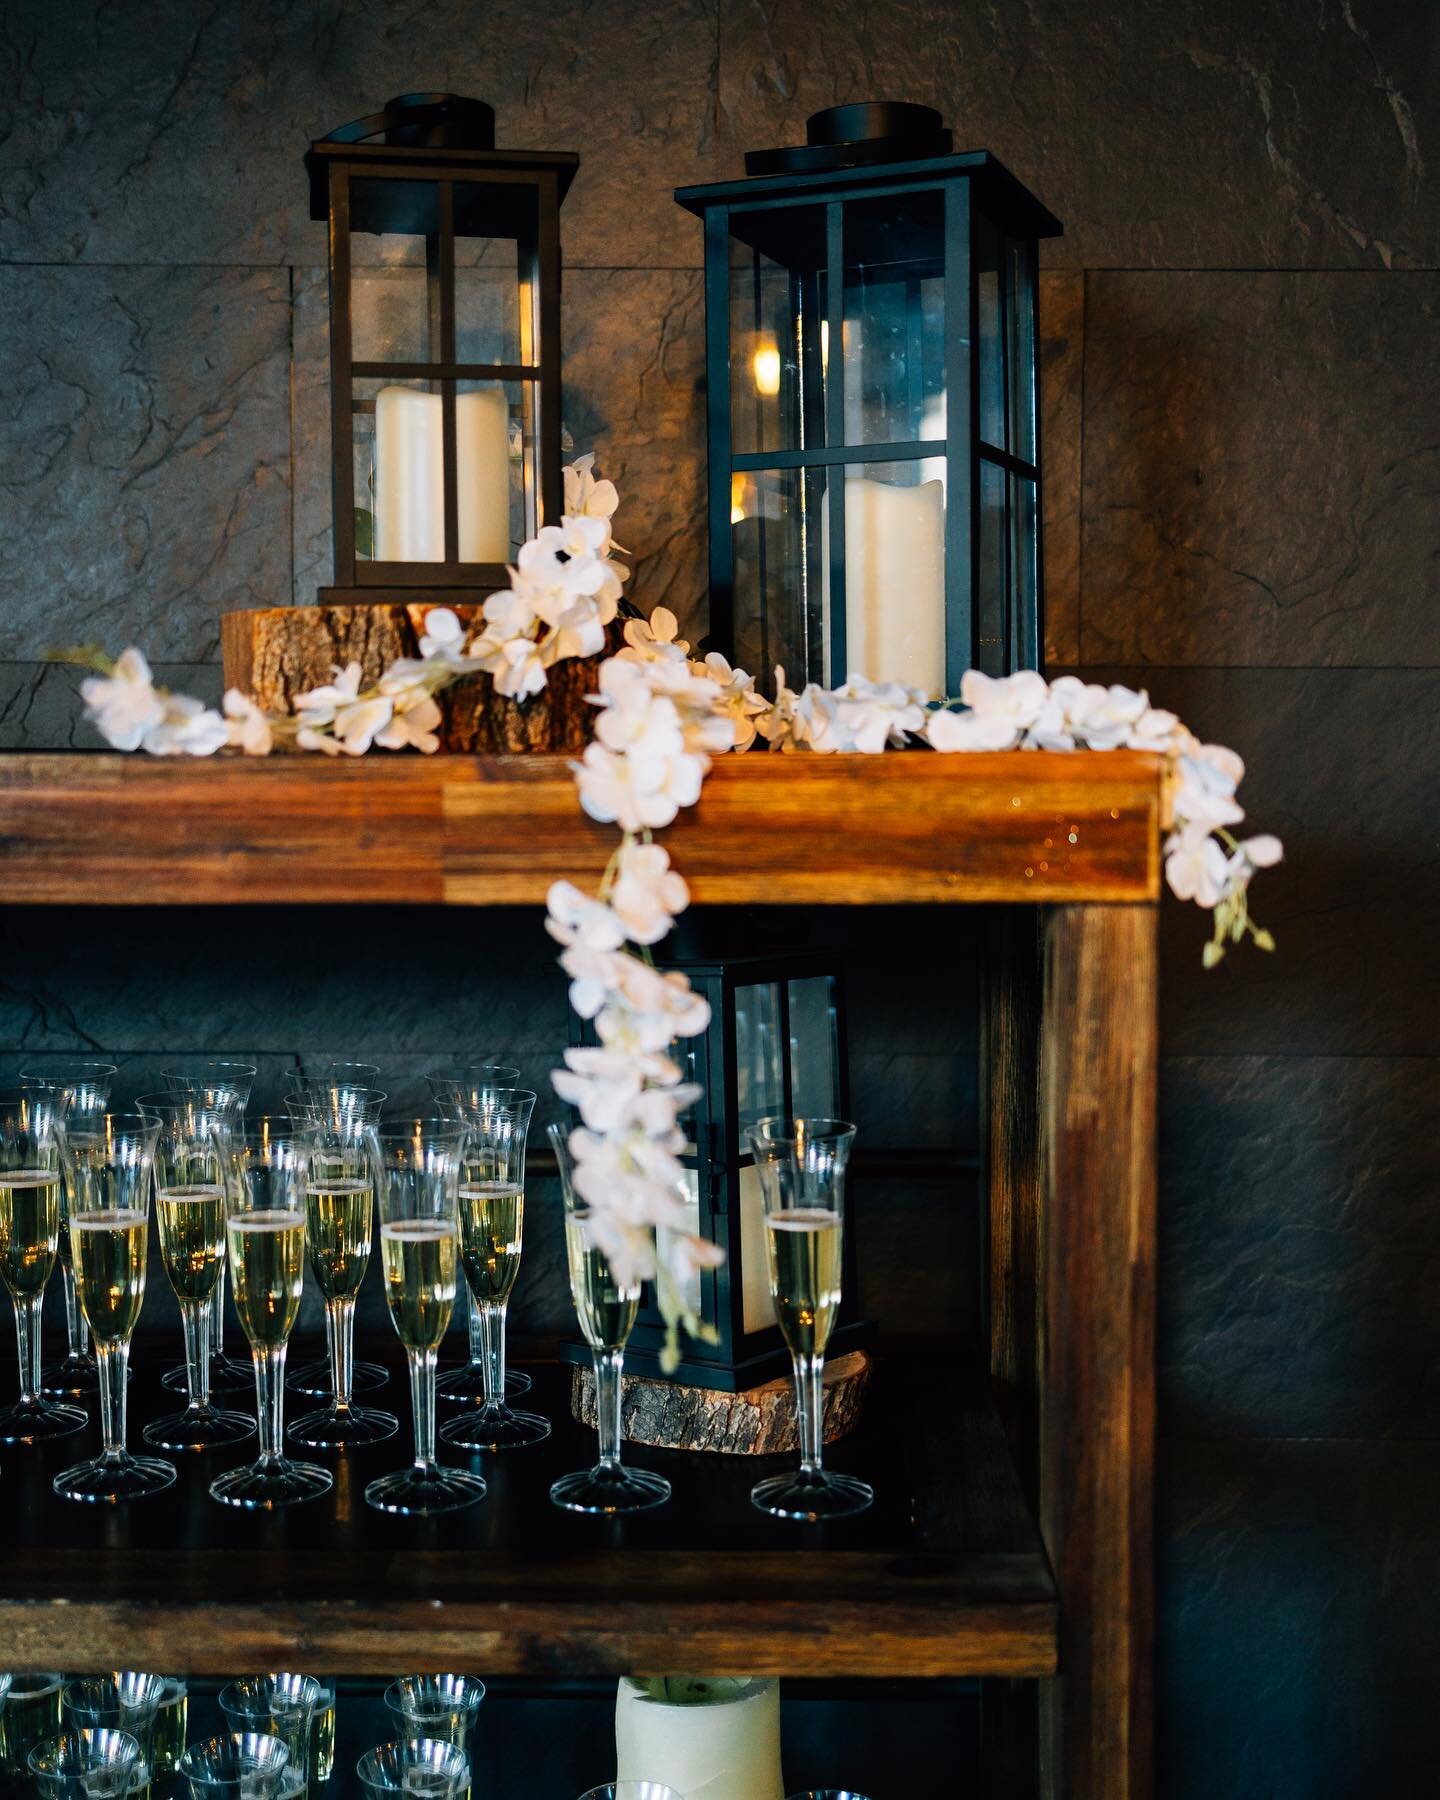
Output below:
[220,603,622,754]
[570,1350,872,1456]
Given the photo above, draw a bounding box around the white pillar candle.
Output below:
[840,475,946,696]
[373,384,511,563]
[615,1677,784,1800]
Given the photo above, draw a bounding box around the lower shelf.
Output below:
[0,1347,1056,1678]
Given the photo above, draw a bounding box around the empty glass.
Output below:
[383,1674,485,1786]
[548,1124,670,1515]
[357,1739,469,1797]
[55,1114,175,1502]
[366,1119,486,1516]
[210,1122,332,1509]
[62,1674,164,1793]
[440,1089,549,1451]
[747,1117,873,1521]
[20,1061,118,1396]
[428,1064,532,1403]
[141,1095,255,1453]
[0,1671,65,1775]
[180,1732,290,1798]
[0,1090,87,1444]
[28,1727,139,1798]
[219,1676,320,1787]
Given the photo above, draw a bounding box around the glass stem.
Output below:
[330,1299,355,1416]
[210,1266,226,1361]
[14,1292,42,1404]
[409,1349,438,1475]
[793,1351,825,1476]
[253,1345,287,1467]
[96,1340,130,1460]
[467,1288,484,1367]
[480,1301,507,1408]
[593,1346,624,1470]
[182,1300,211,1412]
[62,1265,89,1358]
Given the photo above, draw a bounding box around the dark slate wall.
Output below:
[1,4,1437,1793]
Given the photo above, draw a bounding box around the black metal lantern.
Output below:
[306,94,577,604]
[676,102,1061,693]
[564,950,866,1391]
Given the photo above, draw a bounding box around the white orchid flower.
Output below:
[575,740,706,833]
[545,880,627,953]
[620,607,690,665]
[697,653,769,751]
[223,687,273,756]
[832,674,928,753]
[563,453,620,525]
[1173,754,1246,832]
[375,688,442,754]
[1164,826,1229,907]
[142,691,230,757]
[490,636,550,700]
[417,607,469,662]
[331,695,394,756]
[482,588,539,641]
[294,661,363,729]
[609,841,690,945]
[80,648,167,751]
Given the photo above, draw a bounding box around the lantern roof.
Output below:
[306,92,578,219]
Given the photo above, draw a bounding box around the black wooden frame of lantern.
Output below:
[559,949,869,1392]
[675,103,1062,692]
[305,94,577,604]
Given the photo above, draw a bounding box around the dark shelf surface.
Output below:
[0,1340,1055,1678]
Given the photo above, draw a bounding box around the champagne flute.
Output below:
[440,1089,549,1451]
[62,1675,164,1796]
[180,1733,290,1798]
[287,1095,397,1449]
[210,1121,331,1509]
[28,1728,140,1798]
[20,1061,118,1396]
[0,1090,88,1443]
[141,1096,255,1452]
[365,1118,485,1516]
[548,1124,670,1515]
[157,1070,256,1397]
[284,1085,391,1402]
[746,1117,872,1521]
[427,1065,532,1403]
[357,1739,469,1798]
[55,1113,175,1501]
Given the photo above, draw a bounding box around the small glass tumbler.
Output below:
[383,1674,486,1788]
[0,1089,88,1444]
[577,1786,684,1800]
[746,1116,873,1522]
[0,1671,65,1775]
[20,1061,117,1397]
[151,1677,189,1775]
[548,1124,670,1516]
[357,1739,469,1798]
[28,1727,139,1798]
[62,1673,164,1793]
[427,1064,531,1402]
[218,1676,321,1788]
[180,1732,290,1799]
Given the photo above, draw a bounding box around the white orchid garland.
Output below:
[54,458,1281,1367]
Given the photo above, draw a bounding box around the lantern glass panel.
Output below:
[453,180,535,366]
[841,190,947,447]
[978,455,1007,674]
[728,207,829,457]
[735,981,785,1131]
[731,465,828,685]
[833,459,947,694]
[1011,471,1039,664]
[348,178,439,364]
[786,975,841,1117]
[976,211,1004,450]
[455,376,531,562]
[1007,235,1037,463]
[674,1168,705,1318]
[739,1161,773,1335]
[350,375,428,563]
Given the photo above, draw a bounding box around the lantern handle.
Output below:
[319,93,496,151]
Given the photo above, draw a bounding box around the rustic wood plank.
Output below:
[1039,904,1158,1800]
[0,751,1162,907]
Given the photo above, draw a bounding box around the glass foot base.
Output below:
[750,1468,875,1521]
[163,1355,253,1395]
[0,1396,88,1444]
[54,1450,177,1503]
[441,1402,551,1452]
[142,1406,256,1451]
[285,1357,390,1398]
[209,1456,333,1510]
[41,1352,111,1397]
[288,1402,399,1448]
[436,1359,531,1402]
[550,1463,671,1516]
[364,1462,487,1516]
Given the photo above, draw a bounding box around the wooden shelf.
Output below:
[0,750,1164,907]
[0,1349,1055,1680]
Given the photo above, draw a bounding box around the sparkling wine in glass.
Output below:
[20,1062,118,1397]
[747,1117,872,1521]
[55,1113,177,1502]
[0,1672,64,1777]
[365,1119,485,1516]
[548,1123,670,1516]
[439,1089,549,1452]
[210,1122,331,1509]
[427,1064,533,1403]
[0,1090,88,1445]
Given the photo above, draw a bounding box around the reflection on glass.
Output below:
[28,1727,139,1798]
[728,207,828,458]
[179,1731,290,1798]
[734,983,784,1131]
[977,211,1004,449]
[831,461,946,694]
[841,190,946,447]
[730,465,829,684]
[977,456,1007,676]
[358,1738,468,1798]
[787,976,840,1119]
